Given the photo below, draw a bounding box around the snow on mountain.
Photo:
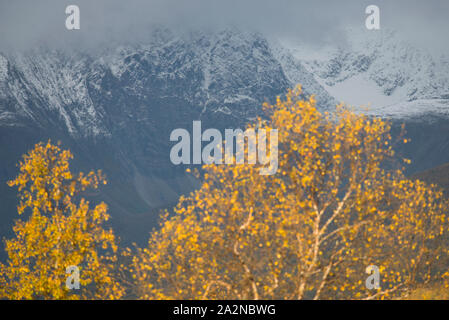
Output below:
[282,28,449,119]
[0,55,7,83]
[0,29,292,138]
[2,27,448,141]
[362,98,449,120]
[0,50,109,135]
[268,39,337,109]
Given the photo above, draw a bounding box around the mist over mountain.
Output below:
[1,27,448,252]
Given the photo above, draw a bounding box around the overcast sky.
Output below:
[0,0,448,53]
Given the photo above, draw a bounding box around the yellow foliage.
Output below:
[128,86,449,300]
[0,141,124,299]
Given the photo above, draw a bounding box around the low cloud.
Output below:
[0,0,447,53]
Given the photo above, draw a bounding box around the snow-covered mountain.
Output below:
[3,28,447,137]
[0,29,292,137]
[1,27,448,247]
[283,29,449,119]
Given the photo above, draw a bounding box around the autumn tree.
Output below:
[129,86,449,300]
[0,141,124,299]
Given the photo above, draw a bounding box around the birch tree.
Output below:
[129,86,449,299]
